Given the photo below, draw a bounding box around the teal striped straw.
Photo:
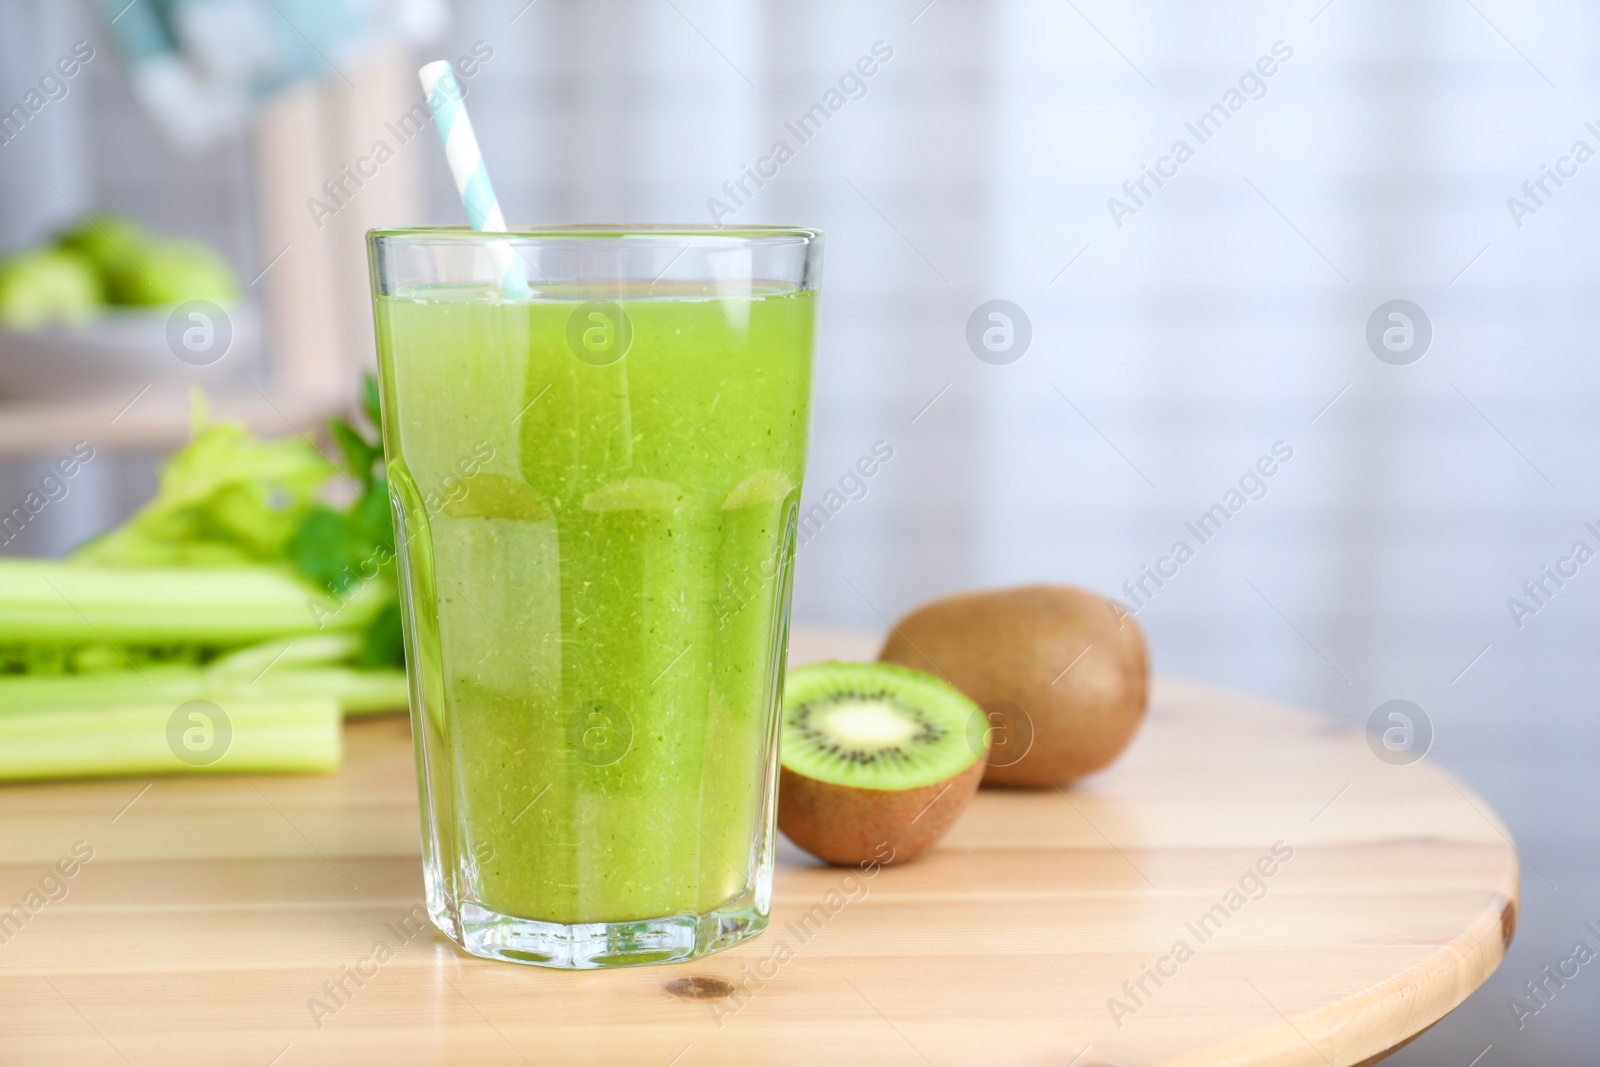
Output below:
[418,60,530,297]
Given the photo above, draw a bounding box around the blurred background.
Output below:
[1,0,1595,1060]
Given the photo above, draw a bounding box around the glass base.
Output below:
[430,889,769,969]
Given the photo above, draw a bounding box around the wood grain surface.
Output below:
[0,628,1518,1066]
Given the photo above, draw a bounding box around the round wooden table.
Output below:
[0,629,1517,1066]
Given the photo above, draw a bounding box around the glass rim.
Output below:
[368,224,822,244]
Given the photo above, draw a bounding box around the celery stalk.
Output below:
[0,559,384,644]
[228,668,410,717]
[0,666,408,718]
[206,634,364,680]
[0,666,204,709]
[0,698,341,781]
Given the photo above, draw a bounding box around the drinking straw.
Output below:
[418,60,530,297]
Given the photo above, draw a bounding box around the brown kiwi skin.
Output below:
[877,585,1148,788]
[778,757,987,867]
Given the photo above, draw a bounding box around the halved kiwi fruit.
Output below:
[777,661,989,867]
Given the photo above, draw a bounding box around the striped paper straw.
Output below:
[418,60,530,297]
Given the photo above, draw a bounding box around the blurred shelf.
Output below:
[0,381,349,457]
[0,45,418,464]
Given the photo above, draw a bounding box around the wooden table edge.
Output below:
[1149,798,1519,1066]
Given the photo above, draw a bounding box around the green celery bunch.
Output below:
[0,380,410,780]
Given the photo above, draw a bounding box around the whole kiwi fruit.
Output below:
[878,585,1147,788]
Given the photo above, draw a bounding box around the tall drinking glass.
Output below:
[367,226,821,968]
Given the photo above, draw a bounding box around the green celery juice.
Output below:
[375,283,813,926]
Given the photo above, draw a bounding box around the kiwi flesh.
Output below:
[778,661,988,867]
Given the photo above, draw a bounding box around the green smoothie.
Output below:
[374,283,813,928]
